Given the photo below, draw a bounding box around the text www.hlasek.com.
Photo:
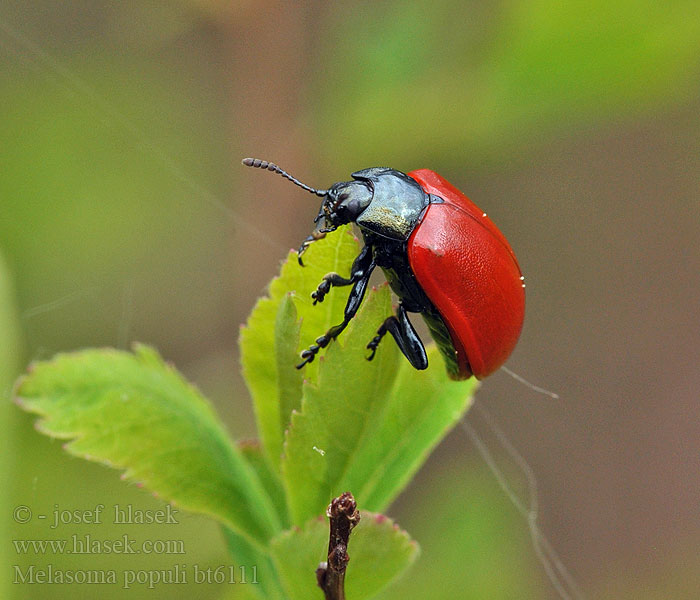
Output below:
[13,534,184,555]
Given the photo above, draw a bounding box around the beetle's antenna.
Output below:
[242,158,327,197]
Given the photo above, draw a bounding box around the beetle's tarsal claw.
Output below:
[296,356,313,369]
[366,336,381,361]
[297,348,317,369]
[297,239,311,266]
[297,229,329,267]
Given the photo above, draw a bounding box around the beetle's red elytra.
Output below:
[243,158,525,380]
[406,169,524,378]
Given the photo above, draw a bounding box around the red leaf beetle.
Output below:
[243,158,525,380]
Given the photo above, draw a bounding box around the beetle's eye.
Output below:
[332,191,351,214]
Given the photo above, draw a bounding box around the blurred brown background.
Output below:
[2,1,699,598]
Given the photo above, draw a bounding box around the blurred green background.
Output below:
[2,1,699,598]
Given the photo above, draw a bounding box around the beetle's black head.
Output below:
[298,179,373,266]
[317,180,373,228]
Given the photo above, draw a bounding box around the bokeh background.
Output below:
[2,1,699,598]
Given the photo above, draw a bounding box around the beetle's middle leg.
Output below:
[297,247,376,369]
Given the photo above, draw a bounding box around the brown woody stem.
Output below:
[316,492,361,600]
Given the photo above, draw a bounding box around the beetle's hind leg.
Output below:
[366,303,428,370]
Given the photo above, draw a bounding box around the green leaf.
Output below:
[221,526,286,600]
[282,285,400,524]
[238,439,290,528]
[282,284,477,524]
[13,344,280,546]
[240,226,361,470]
[343,346,477,511]
[270,512,419,600]
[275,295,303,445]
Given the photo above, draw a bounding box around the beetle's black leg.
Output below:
[366,303,428,370]
[297,247,376,368]
[312,272,353,304]
[311,244,372,304]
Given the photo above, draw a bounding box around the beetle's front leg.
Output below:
[311,243,373,304]
[297,249,376,369]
